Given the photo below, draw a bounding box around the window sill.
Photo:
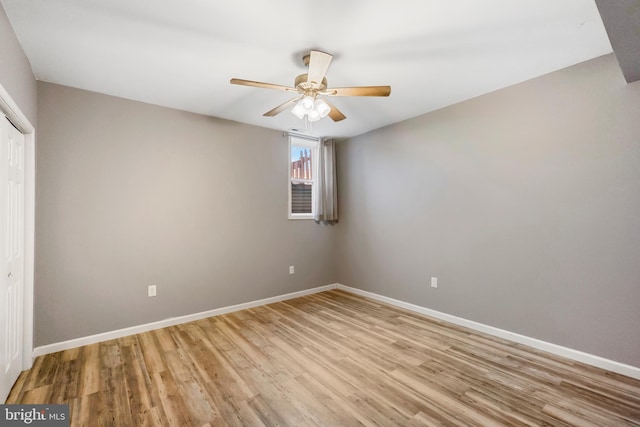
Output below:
[288,214,314,220]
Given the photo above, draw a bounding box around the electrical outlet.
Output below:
[431,277,438,288]
[289,265,295,275]
[148,285,157,297]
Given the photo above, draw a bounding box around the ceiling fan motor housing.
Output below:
[295,74,328,95]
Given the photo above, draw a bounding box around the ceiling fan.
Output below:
[230,50,391,123]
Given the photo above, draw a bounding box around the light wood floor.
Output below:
[7,290,640,426]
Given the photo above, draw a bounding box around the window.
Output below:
[289,135,319,219]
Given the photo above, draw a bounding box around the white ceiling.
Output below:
[1,0,612,138]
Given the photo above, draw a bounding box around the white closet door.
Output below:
[0,113,25,403]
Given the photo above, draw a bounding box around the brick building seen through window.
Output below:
[289,136,318,219]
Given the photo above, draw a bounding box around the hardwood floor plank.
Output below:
[48,358,79,402]
[77,343,101,397]
[462,390,545,427]
[138,332,167,375]
[151,370,191,426]
[101,364,133,426]
[543,404,603,427]
[74,392,107,427]
[135,406,165,427]
[7,289,640,426]
[293,372,371,427]
[121,342,156,421]
[19,384,52,404]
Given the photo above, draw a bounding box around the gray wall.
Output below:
[36,82,336,346]
[335,54,640,367]
[0,3,36,123]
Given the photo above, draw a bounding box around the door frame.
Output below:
[0,83,35,370]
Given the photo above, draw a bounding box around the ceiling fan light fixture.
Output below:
[291,101,306,119]
[307,109,321,122]
[315,99,331,118]
[291,95,329,122]
[301,95,315,110]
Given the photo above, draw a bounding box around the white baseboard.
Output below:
[32,284,338,358]
[336,284,640,380]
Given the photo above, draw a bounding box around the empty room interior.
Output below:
[1,1,640,425]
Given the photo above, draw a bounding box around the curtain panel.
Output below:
[315,138,338,222]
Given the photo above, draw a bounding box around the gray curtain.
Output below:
[314,138,338,222]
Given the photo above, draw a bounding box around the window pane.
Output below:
[291,182,312,214]
[291,145,313,180]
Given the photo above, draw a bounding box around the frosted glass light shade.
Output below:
[315,99,331,118]
[301,96,315,110]
[291,101,306,119]
[307,109,321,122]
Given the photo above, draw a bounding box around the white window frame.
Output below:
[288,134,319,219]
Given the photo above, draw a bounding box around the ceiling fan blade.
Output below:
[307,51,333,85]
[323,99,346,122]
[327,86,391,97]
[263,97,301,117]
[230,78,294,92]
